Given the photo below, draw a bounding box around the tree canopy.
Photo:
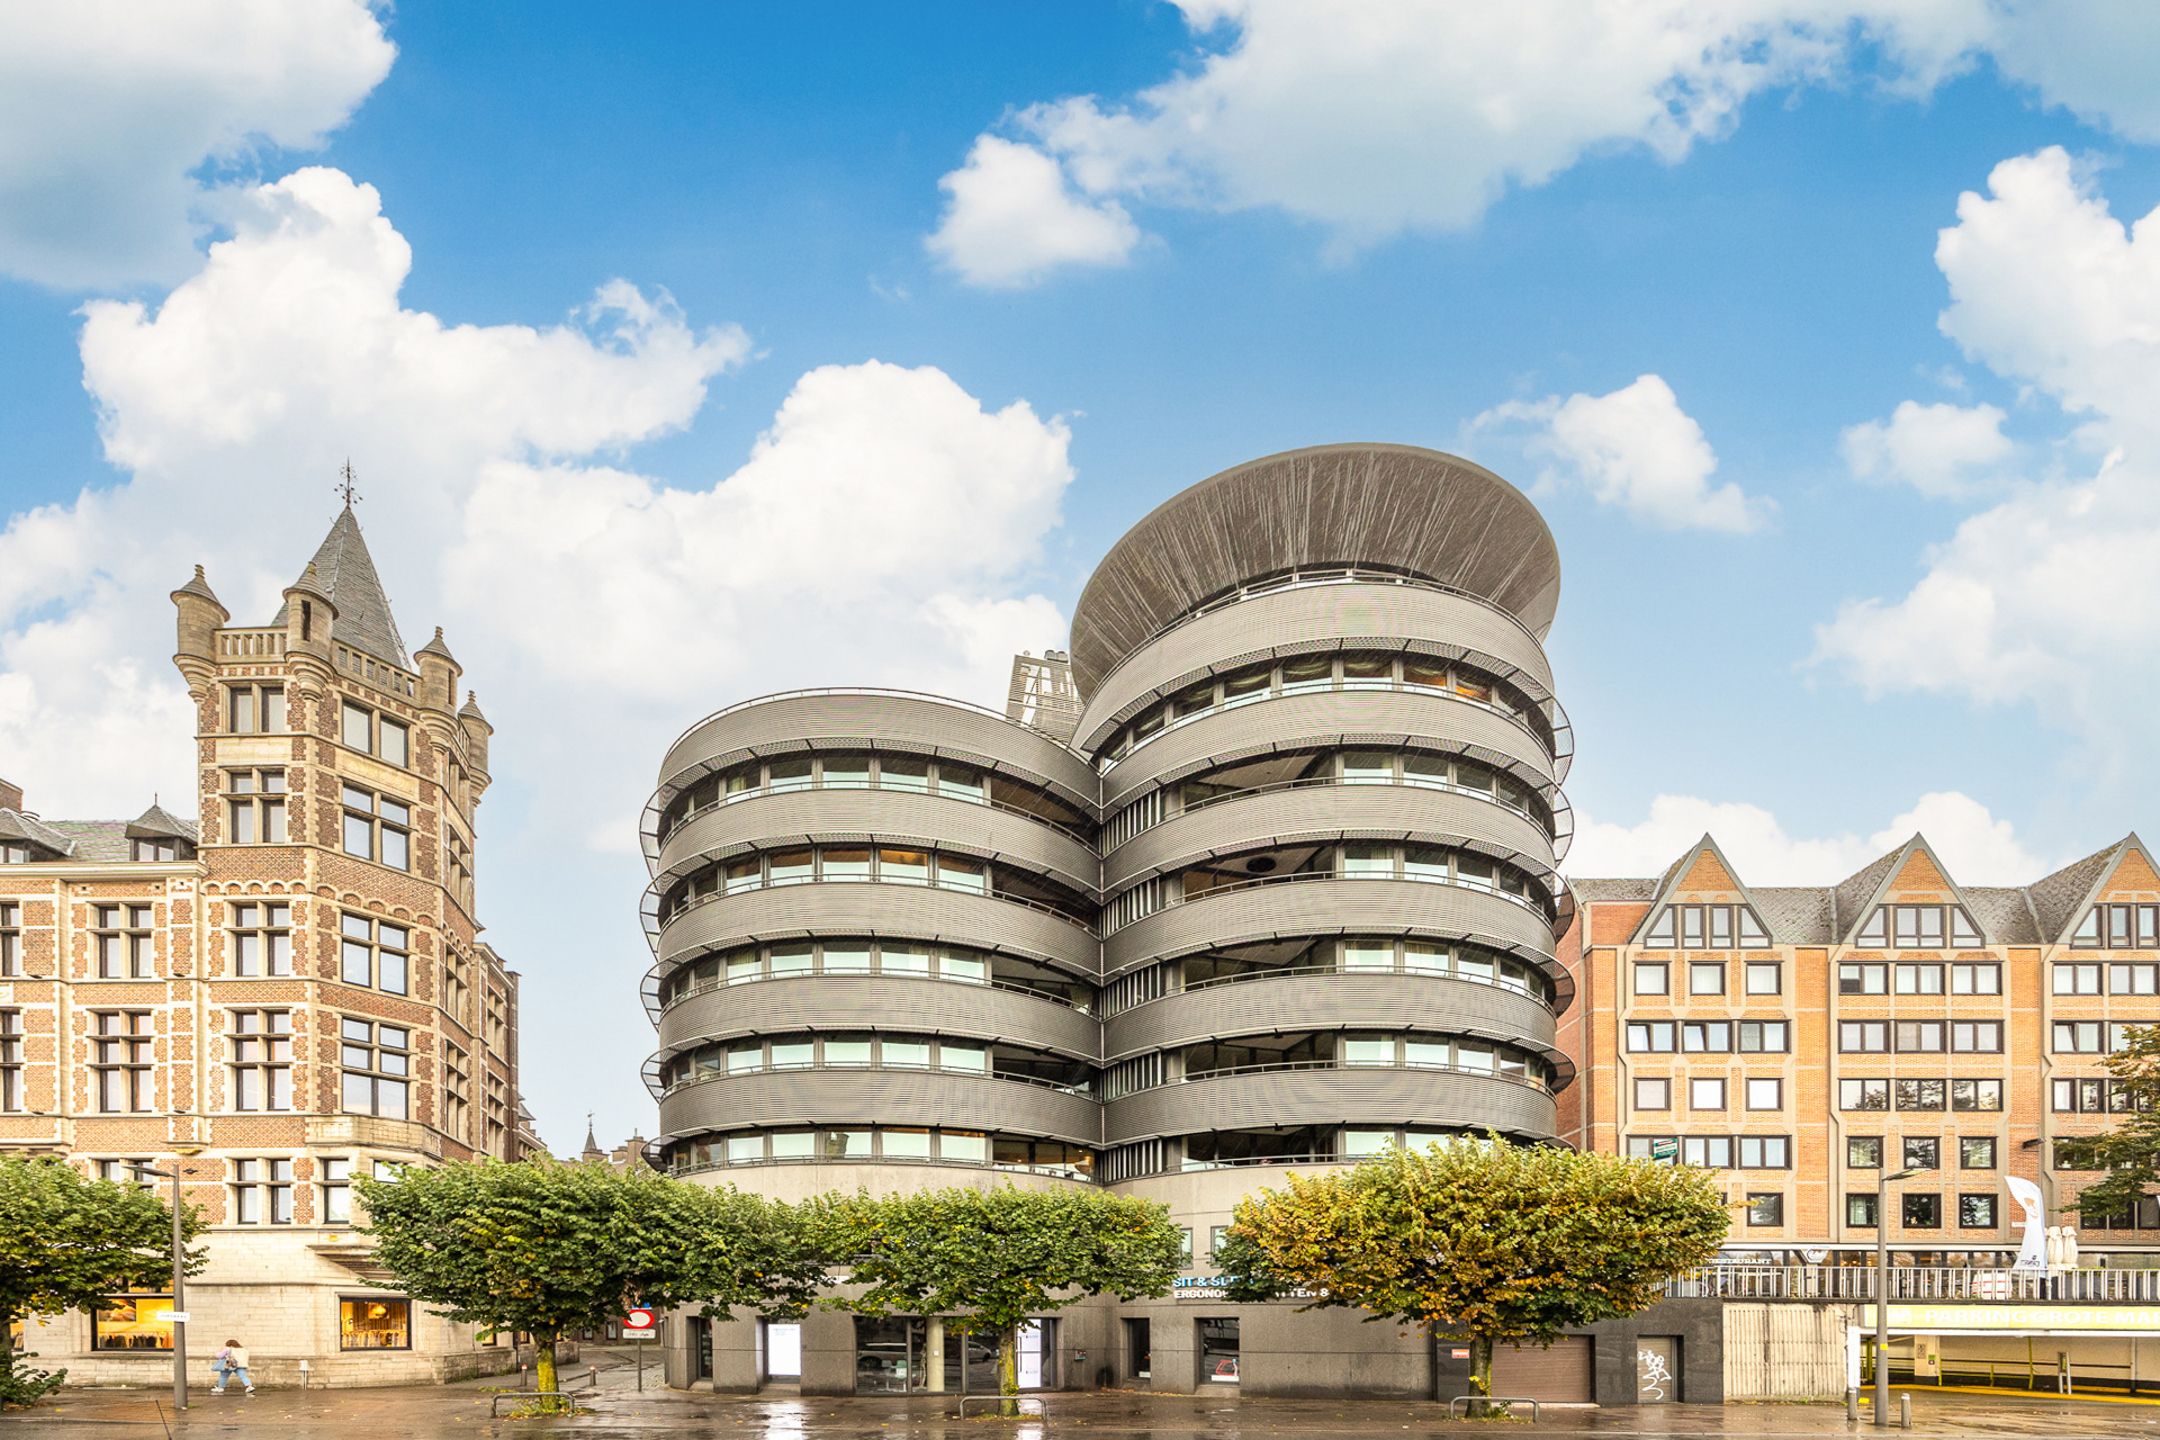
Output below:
[810,1184,1183,1405]
[2064,1022,2160,1222]
[357,1160,820,1406]
[1217,1139,1727,1404]
[0,1158,203,1408]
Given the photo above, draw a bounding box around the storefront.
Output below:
[1855,1303,2160,1395]
[850,1316,1054,1394]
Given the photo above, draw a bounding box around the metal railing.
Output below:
[1106,863,1563,936]
[1124,771,1561,856]
[656,965,1092,1020]
[1169,959,1555,1009]
[1667,1263,2160,1303]
[658,775,1094,850]
[1124,1054,1554,1098]
[1097,671,1567,777]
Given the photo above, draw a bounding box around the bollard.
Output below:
[1898,1393,1912,1430]
[589,1365,599,1389]
[1846,1387,1859,1423]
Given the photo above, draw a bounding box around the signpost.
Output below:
[623,1307,658,1391]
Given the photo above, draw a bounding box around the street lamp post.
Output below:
[1874,1167,1923,1427]
[128,1162,191,1412]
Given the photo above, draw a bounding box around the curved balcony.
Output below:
[653,785,1099,896]
[1102,970,1561,1071]
[656,972,1100,1066]
[656,879,1101,977]
[1101,1062,1557,1146]
[1075,581,1556,752]
[1100,688,1557,811]
[1103,779,1556,893]
[646,690,1097,867]
[1101,874,1557,980]
[656,1066,1101,1149]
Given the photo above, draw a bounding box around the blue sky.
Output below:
[5,2,2160,1149]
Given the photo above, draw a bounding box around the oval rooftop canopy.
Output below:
[1067,443,1562,697]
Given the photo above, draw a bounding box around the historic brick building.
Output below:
[0,503,536,1385]
[1563,832,2160,1261]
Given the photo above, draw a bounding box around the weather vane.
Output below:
[336,460,361,510]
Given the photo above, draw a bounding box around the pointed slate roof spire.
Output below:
[415,626,457,665]
[270,507,411,668]
[175,564,224,608]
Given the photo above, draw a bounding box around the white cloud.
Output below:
[0,0,394,287]
[1840,399,2014,498]
[927,135,1142,288]
[1471,374,1770,532]
[1816,150,2160,754]
[930,0,2160,284]
[0,166,1074,819]
[1570,790,2048,885]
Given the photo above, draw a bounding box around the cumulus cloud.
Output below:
[1840,399,2014,498]
[1570,790,2049,886]
[1471,374,1770,532]
[929,0,2160,284]
[927,135,1142,288]
[0,0,394,287]
[0,167,1075,822]
[1816,149,2160,754]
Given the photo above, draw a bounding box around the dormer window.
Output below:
[132,838,186,862]
[0,842,27,864]
[1855,904,1982,949]
[1641,903,1771,949]
[2072,903,2160,950]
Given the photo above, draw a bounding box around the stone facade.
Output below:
[0,506,537,1386]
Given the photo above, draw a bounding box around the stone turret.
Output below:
[415,627,462,714]
[458,692,493,798]
[281,561,337,660]
[170,565,230,694]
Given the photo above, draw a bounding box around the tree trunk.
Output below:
[1468,1335,1494,1418]
[533,1328,563,1413]
[998,1327,1019,1417]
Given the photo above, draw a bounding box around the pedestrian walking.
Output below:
[213,1338,255,1395]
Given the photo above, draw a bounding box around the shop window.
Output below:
[93,1296,174,1350]
[340,1297,412,1350]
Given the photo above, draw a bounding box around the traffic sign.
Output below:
[623,1306,657,1335]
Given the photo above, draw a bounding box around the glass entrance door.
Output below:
[1198,1317,1240,1385]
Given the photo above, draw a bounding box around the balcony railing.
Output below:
[1666,1263,2160,1303]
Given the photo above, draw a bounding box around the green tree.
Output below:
[1217,1139,1727,1410]
[0,1158,204,1409]
[358,1160,820,1410]
[2063,1022,2160,1222]
[811,1184,1183,1412]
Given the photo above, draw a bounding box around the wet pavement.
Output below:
[15,1350,2160,1439]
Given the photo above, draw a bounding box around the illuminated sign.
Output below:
[1173,1275,1317,1302]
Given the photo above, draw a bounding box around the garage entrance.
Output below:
[1491,1337,1592,1402]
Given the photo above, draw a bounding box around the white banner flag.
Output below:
[2006,1175,2047,1274]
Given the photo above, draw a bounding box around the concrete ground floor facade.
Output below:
[660,1295,1727,1405]
[15,1226,523,1388]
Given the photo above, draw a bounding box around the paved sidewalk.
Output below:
[15,1363,2160,1440]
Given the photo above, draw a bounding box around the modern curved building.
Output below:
[644,444,1594,1398]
